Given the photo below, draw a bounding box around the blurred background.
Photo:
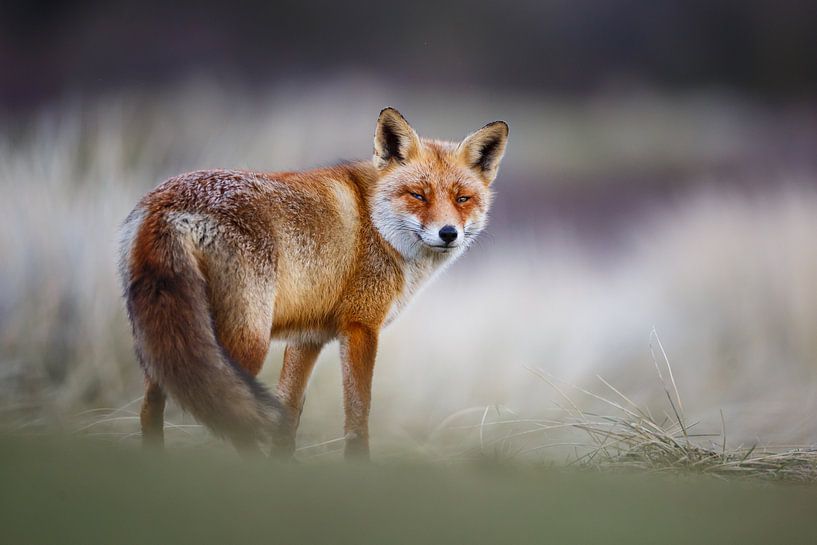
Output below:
[2,0,817,459]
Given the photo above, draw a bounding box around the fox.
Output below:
[118,107,508,459]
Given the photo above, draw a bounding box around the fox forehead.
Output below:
[379,138,488,194]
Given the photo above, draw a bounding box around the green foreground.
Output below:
[2,435,816,545]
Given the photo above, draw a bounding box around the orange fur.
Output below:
[119,108,508,458]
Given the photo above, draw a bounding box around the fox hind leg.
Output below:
[215,322,274,455]
[140,378,166,448]
[207,265,278,454]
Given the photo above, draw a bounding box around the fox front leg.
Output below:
[339,323,379,460]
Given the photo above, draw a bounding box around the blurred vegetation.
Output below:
[2,82,817,457]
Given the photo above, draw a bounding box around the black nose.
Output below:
[438,225,458,244]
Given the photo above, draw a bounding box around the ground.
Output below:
[2,434,817,545]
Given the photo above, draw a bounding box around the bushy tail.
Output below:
[120,210,284,445]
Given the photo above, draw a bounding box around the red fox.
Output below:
[119,108,508,458]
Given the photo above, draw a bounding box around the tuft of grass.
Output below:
[514,330,817,482]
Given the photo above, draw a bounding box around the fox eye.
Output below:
[456,196,471,203]
[409,192,426,202]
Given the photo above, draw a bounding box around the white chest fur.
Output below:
[383,253,453,326]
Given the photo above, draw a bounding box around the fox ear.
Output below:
[459,121,509,184]
[373,107,420,169]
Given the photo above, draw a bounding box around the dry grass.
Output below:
[452,330,817,482]
[56,330,817,482]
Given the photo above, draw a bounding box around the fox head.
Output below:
[370,107,508,260]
